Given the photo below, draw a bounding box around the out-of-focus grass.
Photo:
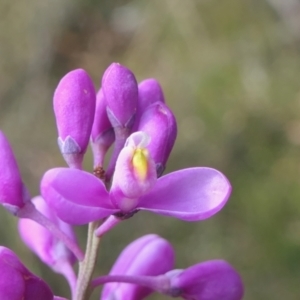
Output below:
[1,0,300,299]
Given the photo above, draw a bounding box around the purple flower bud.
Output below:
[91,89,115,167]
[0,246,53,300]
[102,63,138,129]
[138,102,177,176]
[138,78,165,108]
[166,260,244,300]
[0,131,30,214]
[101,234,175,300]
[110,132,157,212]
[18,196,77,272]
[53,69,96,168]
[132,78,165,131]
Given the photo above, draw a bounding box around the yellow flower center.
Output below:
[132,148,149,181]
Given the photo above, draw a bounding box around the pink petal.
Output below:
[18,196,77,269]
[40,168,117,225]
[137,167,231,221]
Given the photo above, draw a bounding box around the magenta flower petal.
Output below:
[167,260,244,300]
[101,234,175,300]
[0,247,53,300]
[0,131,29,214]
[137,167,231,221]
[40,168,117,224]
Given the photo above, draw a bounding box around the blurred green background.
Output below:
[1,0,300,299]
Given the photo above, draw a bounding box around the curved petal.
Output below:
[137,167,231,221]
[41,168,117,225]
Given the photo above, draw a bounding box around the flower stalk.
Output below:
[74,221,101,300]
[16,201,84,261]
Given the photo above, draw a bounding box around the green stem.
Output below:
[74,221,101,300]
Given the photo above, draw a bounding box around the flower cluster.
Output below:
[0,63,244,300]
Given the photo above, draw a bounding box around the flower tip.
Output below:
[125,131,151,149]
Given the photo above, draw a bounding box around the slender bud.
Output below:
[18,196,77,272]
[101,234,175,300]
[166,260,244,300]
[102,63,139,181]
[110,132,157,212]
[53,69,96,168]
[138,102,177,176]
[91,89,115,167]
[102,63,138,129]
[0,246,53,300]
[0,131,30,214]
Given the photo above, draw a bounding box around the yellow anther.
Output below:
[132,148,149,181]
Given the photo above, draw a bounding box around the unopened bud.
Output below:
[53,68,96,168]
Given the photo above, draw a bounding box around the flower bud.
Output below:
[53,69,96,168]
[166,260,244,300]
[138,102,177,176]
[138,78,165,107]
[132,78,165,131]
[102,63,138,129]
[0,246,53,300]
[18,196,77,272]
[101,234,175,300]
[0,131,30,214]
[110,132,157,212]
[91,89,115,167]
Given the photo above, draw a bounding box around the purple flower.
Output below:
[53,68,96,168]
[0,131,30,214]
[0,246,53,300]
[109,132,157,212]
[100,234,175,300]
[166,260,244,300]
[40,131,231,225]
[18,196,77,272]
